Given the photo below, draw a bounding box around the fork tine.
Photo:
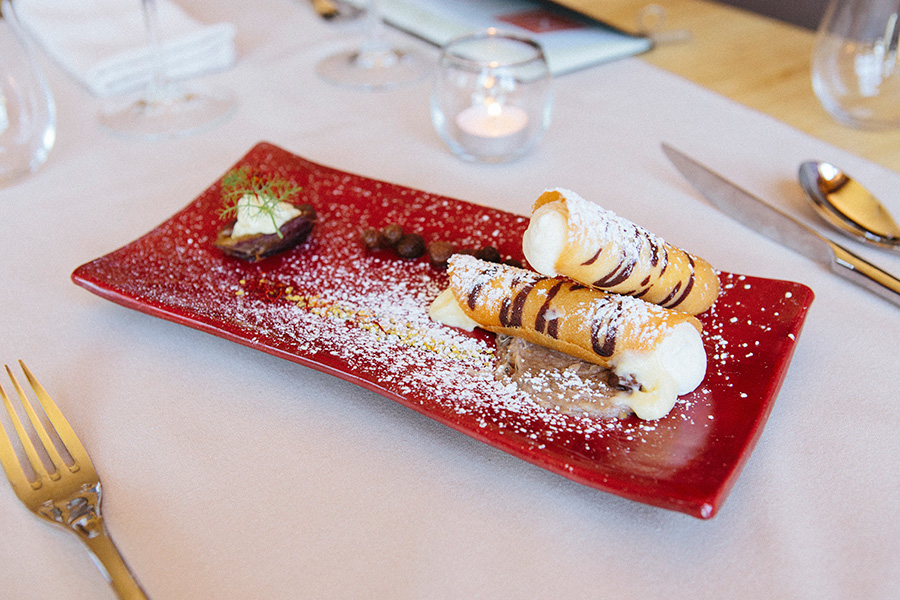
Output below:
[18,361,89,472]
[6,364,65,481]
[16,368,70,477]
[0,380,35,493]
[0,367,49,488]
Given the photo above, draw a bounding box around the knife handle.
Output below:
[831,244,900,307]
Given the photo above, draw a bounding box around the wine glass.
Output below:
[0,0,56,187]
[811,0,900,130]
[316,0,430,90]
[98,0,235,139]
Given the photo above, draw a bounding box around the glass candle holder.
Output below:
[431,29,553,163]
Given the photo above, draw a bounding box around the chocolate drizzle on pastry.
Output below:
[590,303,620,358]
[535,280,565,337]
[500,279,537,328]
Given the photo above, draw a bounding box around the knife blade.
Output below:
[662,143,900,307]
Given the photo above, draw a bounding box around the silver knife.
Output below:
[662,143,900,307]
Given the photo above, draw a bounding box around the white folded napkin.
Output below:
[14,0,236,96]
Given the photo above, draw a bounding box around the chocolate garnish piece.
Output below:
[361,227,389,249]
[381,223,404,246]
[427,241,456,267]
[395,233,426,259]
[475,246,502,263]
[215,204,316,262]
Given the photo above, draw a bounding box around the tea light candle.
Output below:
[455,101,529,158]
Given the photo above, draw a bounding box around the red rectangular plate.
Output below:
[72,142,814,518]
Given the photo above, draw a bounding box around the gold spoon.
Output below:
[799,161,900,250]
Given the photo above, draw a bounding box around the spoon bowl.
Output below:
[798,161,900,250]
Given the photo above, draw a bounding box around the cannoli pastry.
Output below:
[522,188,719,315]
[429,254,707,420]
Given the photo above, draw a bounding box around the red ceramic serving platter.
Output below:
[72,142,814,519]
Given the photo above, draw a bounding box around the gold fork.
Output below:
[0,361,147,599]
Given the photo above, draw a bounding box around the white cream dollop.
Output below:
[613,322,706,420]
[428,288,480,331]
[522,200,567,276]
[231,193,302,238]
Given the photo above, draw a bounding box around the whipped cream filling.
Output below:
[428,288,479,331]
[231,193,302,238]
[522,201,566,276]
[612,322,706,420]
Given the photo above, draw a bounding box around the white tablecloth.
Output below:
[1,1,898,598]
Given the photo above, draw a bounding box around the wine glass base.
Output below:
[99,85,235,140]
[0,162,46,190]
[316,47,430,90]
[0,139,53,189]
[819,105,900,131]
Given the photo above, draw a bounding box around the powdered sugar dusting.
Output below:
[550,187,665,269]
[215,255,651,443]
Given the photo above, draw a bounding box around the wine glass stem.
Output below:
[142,0,169,98]
[358,0,395,66]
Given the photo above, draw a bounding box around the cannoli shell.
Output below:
[447,254,701,369]
[527,189,720,315]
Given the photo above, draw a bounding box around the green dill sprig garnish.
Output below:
[219,167,303,238]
